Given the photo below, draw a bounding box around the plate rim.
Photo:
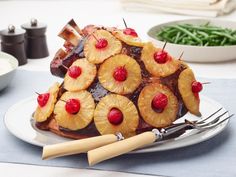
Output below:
[4,95,229,153]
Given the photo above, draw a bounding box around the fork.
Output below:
[88,108,233,166]
[160,107,230,136]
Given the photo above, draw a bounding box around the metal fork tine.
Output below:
[197,114,234,130]
[162,111,233,139]
[197,107,223,124]
[199,111,228,126]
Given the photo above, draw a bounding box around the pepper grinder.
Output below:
[21,18,49,59]
[0,25,27,65]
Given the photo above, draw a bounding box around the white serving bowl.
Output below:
[0,52,18,91]
[147,19,236,63]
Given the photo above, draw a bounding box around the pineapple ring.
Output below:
[179,60,189,69]
[34,82,60,122]
[64,58,97,91]
[141,42,180,77]
[138,83,179,128]
[54,91,95,131]
[98,54,142,94]
[178,68,200,116]
[84,29,122,64]
[94,94,139,136]
[112,30,144,47]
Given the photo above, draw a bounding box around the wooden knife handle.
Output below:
[42,134,117,160]
[87,131,157,166]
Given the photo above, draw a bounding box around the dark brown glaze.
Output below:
[35,115,53,130]
[160,64,188,117]
[121,43,150,79]
[121,43,142,60]
[50,39,85,78]
[136,118,154,134]
[35,117,98,139]
[59,121,100,138]
[87,77,110,103]
[50,49,68,78]
[57,82,66,98]
[126,82,145,105]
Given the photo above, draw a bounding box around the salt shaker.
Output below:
[0,25,27,66]
[21,18,49,59]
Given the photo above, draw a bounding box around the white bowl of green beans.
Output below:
[147,19,236,62]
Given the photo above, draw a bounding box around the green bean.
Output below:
[179,24,224,31]
[211,31,236,41]
[220,38,226,46]
[174,31,181,43]
[170,25,202,44]
[162,34,174,43]
[197,31,209,38]
[156,22,236,46]
[204,21,210,26]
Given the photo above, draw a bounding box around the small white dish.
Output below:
[0,52,18,91]
[4,95,229,153]
[147,19,236,63]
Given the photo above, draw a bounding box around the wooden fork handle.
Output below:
[42,134,117,160]
[88,132,157,166]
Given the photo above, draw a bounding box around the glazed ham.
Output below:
[34,19,201,140]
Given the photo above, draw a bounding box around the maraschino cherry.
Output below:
[122,18,138,37]
[65,99,81,114]
[152,93,168,112]
[123,28,138,37]
[95,38,108,49]
[153,51,168,64]
[37,92,50,107]
[113,66,128,82]
[153,41,168,64]
[68,66,82,79]
[108,108,123,125]
[92,34,108,49]
[192,81,203,93]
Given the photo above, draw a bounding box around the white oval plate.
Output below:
[147,19,236,63]
[4,95,229,153]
